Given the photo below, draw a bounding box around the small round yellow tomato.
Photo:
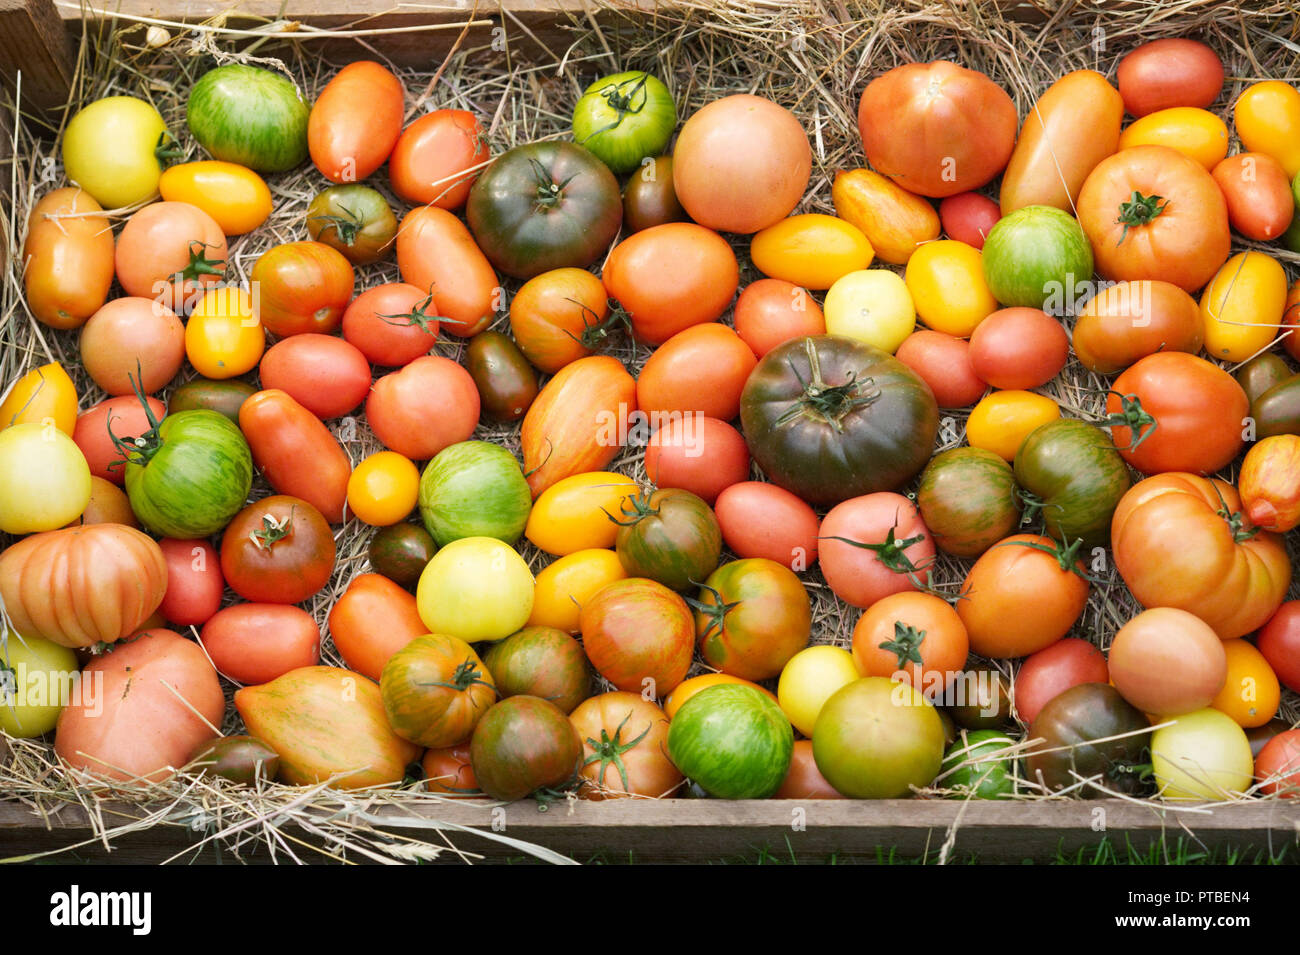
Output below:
[159,161,273,236]
[1234,81,1300,178]
[663,672,777,720]
[416,537,534,642]
[777,645,860,737]
[1118,107,1228,170]
[347,451,420,526]
[528,548,628,633]
[1199,251,1286,362]
[0,422,92,534]
[185,287,265,379]
[0,633,80,738]
[0,362,77,434]
[966,390,1060,462]
[823,269,916,353]
[62,96,169,209]
[1151,708,1254,801]
[750,213,874,291]
[904,240,998,337]
[524,471,639,556]
[1209,639,1280,728]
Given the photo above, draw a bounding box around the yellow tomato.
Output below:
[0,633,80,738]
[1234,81,1300,178]
[347,451,420,526]
[159,161,273,236]
[1151,708,1254,801]
[0,422,92,534]
[61,96,169,209]
[777,645,860,737]
[416,537,534,642]
[185,287,265,379]
[749,213,874,291]
[663,672,777,720]
[524,471,639,556]
[966,391,1061,462]
[528,548,627,633]
[1209,639,1280,728]
[1198,251,1286,362]
[1118,107,1228,170]
[0,362,77,434]
[822,269,916,353]
[904,240,998,337]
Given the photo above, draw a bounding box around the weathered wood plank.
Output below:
[0,0,76,114]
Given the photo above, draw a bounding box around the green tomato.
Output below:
[415,537,534,642]
[981,205,1094,310]
[940,729,1017,799]
[0,634,80,738]
[666,684,793,799]
[62,96,174,209]
[187,64,310,172]
[418,441,532,547]
[571,71,676,175]
[0,422,91,534]
[1151,708,1254,801]
[823,269,917,353]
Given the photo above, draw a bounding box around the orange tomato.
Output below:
[250,241,355,338]
[509,267,609,374]
[0,361,78,434]
[732,279,825,358]
[396,206,499,337]
[388,109,489,208]
[308,61,405,184]
[852,592,969,696]
[1233,81,1300,178]
[79,297,185,395]
[1210,639,1280,728]
[22,188,115,330]
[239,389,351,523]
[1117,107,1229,170]
[1071,280,1203,374]
[1240,435,1300,532]
[1210,153,1294,241]
[636,323,756,422]
[185,287,265,379]
[831,168,939,264]
[115,200,228,313]
[327,573,427,682]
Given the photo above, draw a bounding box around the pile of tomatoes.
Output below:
[3,37,1299,807]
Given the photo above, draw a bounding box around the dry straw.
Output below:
[0,0,1297,864]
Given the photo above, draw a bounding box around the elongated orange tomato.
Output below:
[239,389,352,523]
[396,206,498,337]
[521,355,637,498]
[23,188,115,330]
[308,61,405,183]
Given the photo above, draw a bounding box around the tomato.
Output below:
[732,279,825,358]
[158,160,272,235]
[341,283,439,367]
[947,665,1013,730]
[967,307,1068,390]
[367,356,480,462]
[664,673,777,720]
[241,389,350,523]
[188,63,308,172]
[417,440,531,546]
[622,154,690,233]
[1255,730,1300,797]
[672,94,810,234]
[579,577,694,696]
[422,744,478,794]
[894,330,986,408]
[189,737,281,785]
[0,361,77,434]
[939,192,1000,249]
[981,206,1094,310]
[168,378,255,424]
[381,634,497,748]
[965,390,1060,462]
[823,269,916,352]
[570,692,681,799]
[602,222,739,345]
[774,740,846,799]
[1252,374,1300,439]
[1117,39,1224,117]
[1071,279,1203,374]
[1107,353,1248,475]
[858,62,1016,198]
[740,336,938,505]
[939,729,1018,799]
[853,592,969,702]
[524,472,638,556]
[776,646,859,737]
[73,395,166,485]
[1014,418,1131,547]
[750,214,873,290]
[818,492,934,610]
[644,416,749,505]
[958,535,1090,658]
[636,323,755,421]
[306,185,397,265]
[416,537,534,643]
[1118,107,1228,170]
[201,603,321,685]
[1111,474,1290,640]
[813,677,945,798]
[367,523,436,588]
[613,488,721,593]
[396,206,498,337]
[348,451,420,527]
[1109,608,1227,716]
[62,96,171,208]
[528,549,628,634]
[483,627,591,714]
[22,188,114,331]
[220,495,336,604]
[1241,435,1300,532]
[259,334,370,420]
[115,201,228,313]
[1210,639,1280,728]
[250,241,354,338]
[469,696,583,801]
[185,287,264,379]
[1210,153,1294,241]
[904,239,998,336]
[714,481,819,571]
[830,168,939,265]
[572,71,675,175]
[1151,708,1253,801]
[916,448,1020,558]
[999,71,1123,213]
[508,267,611,374]
[388,109,488,207]
[1236,353,1291,406]
[1076,144,1229,292]
[1012,638,1108,726]
[1025,683,1152,798]
[67,476,137,529]
[0,634,79,739]
[669,684,794,797]
[157,538,223,627]
[1234,81,1300,178]
[1199,251,1286,362]
[693,558,810,681]
[79,298,184,396]
[466,331,538,423]
[308,60,404,183]
[328,573,427,681]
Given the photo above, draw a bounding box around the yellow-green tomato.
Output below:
[749,213,874,291]
[1198,251,1286,363]
[0,634,80,738]
[777,645,860,737]
[416,537,535,642]
[158,160,273,235]
[62,96,171,209]
[823,269,916,353]
[0,422,92,534]
[1151,707,1254,801]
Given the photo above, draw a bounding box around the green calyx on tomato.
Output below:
[819,522,932,581]
[249,509,294,549]
[1098,391,1157,451]
[878,621,927,669]
[154,129,186,166]
[430,657,496,695]
[177,240,226,284]
[683,581,741,641]
[580,711,653,794]
[1115,190,1169,244]
[990,533,1098,582]
[572,71,676,176]
[376,291,447,335]
[777,338,881,432]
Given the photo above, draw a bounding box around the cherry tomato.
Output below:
[939,192,1000,249]
[966,390,1060,462]
[347,451,421,527]
[185,287,265,379]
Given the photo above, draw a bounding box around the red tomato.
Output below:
[644,416,749,505]
[328,573,427,682]
[157,538,224,627]
[367,356,480,461]
[259,333,371,420]
[714,481,819,571]
[1255,729,1300,797]
[894,330,987,408]
[939,192,1001,249]
[389,109,489,209]
[396,206,498,337]
[422,743,478,794]
[774,740,846,798]
[114,201,228,313]
[818,492,935,610]
[250,241,355,338]
[1116,38,1224,117]
[733,279,826,358]
[220,495,337,604]
[579,577,694,696]
[1210,153,1295,241]
[636,323,756,422]
[73,396,167,485]
[308,61,404,183]
[1012,637,1109,725]
[341,283,440,367]
[239,389,352,523]
[966,307,1069,390]
[1256,601,1300,693]
[200,603,321,685]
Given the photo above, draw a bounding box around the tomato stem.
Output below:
[1098,391,1158,452]
[602,488,660,527]
[683,581,741,644]
[153,130,185,167]
[375,290,450,334]
[879,621,927,669]
[308,203,365,246]
[581,711,653,795]
[178,240,226,282]
[250,509,294,550]
[106,363,164,470]
[1114,190,1169,244]
[990,533,1105,583]
[560,297,630,350]
[421,658,496,695]
[777,338,881,432]
[576,73,653,144]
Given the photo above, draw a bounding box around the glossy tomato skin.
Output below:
[259,333,371,420]
[389,109,488,208]
[524,472,638,556]
[308,61,404,183]
[251,241,355,337]
[852,591,969,698]
[636,323,755,422]
[328,573,427,681]
[1211,153,1294,241]
[831,168,940,265]
[693,558,811,681]
[1109,607,1227,715]
[622,154,690,232]
[381,634,497,748]
[422,744,478,794]
[1235,81,1300,178]
[367,356,480,462]
[115,201,228,313]
[713,481,819,570]
[1013,418,1131,548]
[818,492,935,609]
[74,396,167,485]
[579,577,694,696]
[1200,251,1287,364]
[158,538,224,626]
[774,740,846,799]
[158,161,272,235]
[1024,683,1152,798]
[644,416,749,505]
[1236,353,1291,407]
[1255,730,1300,797]
[306,185,398,265]
[241,390,351,523]
[189,736,281,785]
[740,335,939,506]
[396,206,498,337]
[482,627,591,715]
[967,308,1068,390]
[1012,638,1109,726]
[0,361,77,434]
[1252,374,1300,439]
[732,279,825,358]
[465,331,539,423]
[509,268,609,374]
[168,379,255,425]
[570,692,682,799]
[614,488,722,594]
[342,283,439,367]
[1071,280,1202,374]
[1257,601,1300,693]
[1117,107,1228,170]
[220,495,336,604]
[894,330,987,409]
[62,96,169,209]
[470,696,583,801]
[750,213,874,290]
[185,287,265,379]
[367,523,437,587]
[1117,38,1224,117]
[200,603,321,684]
[938,192,1000,249]
[916,448,1020,558]
[669,684,795,798]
